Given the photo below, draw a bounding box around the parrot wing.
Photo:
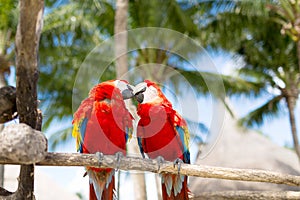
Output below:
[173,111,190,164]
[72,98,93,153]
[124,112,134,143]
[137,136,145,158]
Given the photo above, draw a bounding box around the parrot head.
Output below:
[133,80,170,104]
[89,80,134,100]
[114,80,134,100]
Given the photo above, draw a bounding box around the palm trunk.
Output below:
[286,96,300,162]
[0,72,5,188]
[115,0,129,80]
[114,0,147,199]
[297,39,300,75]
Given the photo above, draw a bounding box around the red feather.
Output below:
[73,80,133,200]
[137,80,190,200]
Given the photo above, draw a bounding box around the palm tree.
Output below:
[198,0,300,161]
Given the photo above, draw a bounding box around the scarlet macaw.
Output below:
[72,80,134,200]
[133,80,190,200]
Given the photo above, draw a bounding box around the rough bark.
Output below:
[0,85,5,188]
[0,124,47,164]
[1,153,300,188]
[193,191,300,200]
[0,86,17,123]
[0,168,3,192]
[14,0,44,200]
[15,0,43,129]
[286,95,300,162]
[297,39,300,79]
[0,187,13,197]
[0,55,9,188]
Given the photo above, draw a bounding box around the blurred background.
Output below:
[1,0,300,199]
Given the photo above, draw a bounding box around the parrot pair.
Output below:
[72,79,190,200]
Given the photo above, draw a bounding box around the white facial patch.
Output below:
[142,85,159,103]
[114,80,126,91]
[133,82,147,94]
[115,80,134,92]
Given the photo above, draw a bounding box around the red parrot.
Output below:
[133,80,190,200]
[72,80,134,200]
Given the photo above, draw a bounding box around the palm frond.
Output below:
[176,70,266,97]
[48,126,73,150]
[238,95,284,128]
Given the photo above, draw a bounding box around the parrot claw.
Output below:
[115,152,123,171]
[156,156,165,172]
[173,158,184,175]
[96,152,104,166]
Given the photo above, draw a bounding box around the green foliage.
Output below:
[238,95,284,127]
[176,70,265,97]
[129,0,199,36]
[48,125,73,149]
[201,0,300,129]
[0,0,18,30]
[39,0,115,130]
[0,0,18,58]
[268,0,300,41]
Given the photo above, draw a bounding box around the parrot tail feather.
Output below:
[88,169,115,200]
[162,174,189,200]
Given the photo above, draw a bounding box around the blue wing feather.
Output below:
[176,125,190,164]
[137,137,145,158]
[78,117,88,153]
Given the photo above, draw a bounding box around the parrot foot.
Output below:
[173,158,184,175]
[115,152,124,171]
[95,152,104,166]
[156,156,165,172]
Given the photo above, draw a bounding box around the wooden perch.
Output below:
[1,152,300,188]
[0,124,47,164]
[192,191,300,200]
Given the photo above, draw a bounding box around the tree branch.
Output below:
[192,191,300,200]
[0,152,300,188]
[15,0,44,199]
[0,86,16,124]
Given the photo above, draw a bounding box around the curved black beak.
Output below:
[132,84,146,103]
[121,84,134,100]
[135,93,144,103]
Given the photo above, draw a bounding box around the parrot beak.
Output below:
[132,82,146,95]
[133,82,147,103]
[135,93,144,103]
[121,84,134,100]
